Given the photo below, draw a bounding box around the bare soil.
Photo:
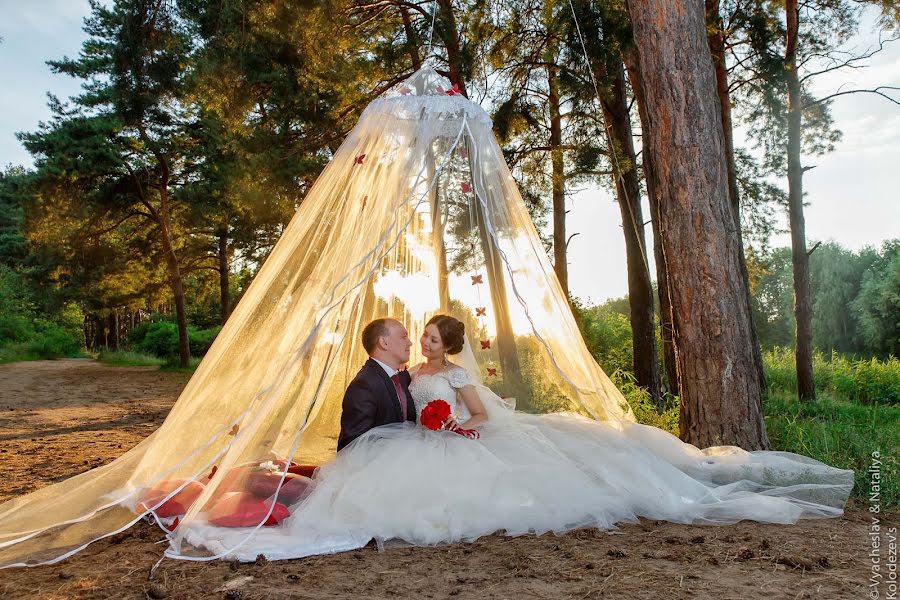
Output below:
[0,359,890,599]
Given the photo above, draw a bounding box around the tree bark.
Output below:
[597,58,662,405]
[157,180,190,368]
[706,0,768,396]
[785,0,815,400]
[218,228,231,325]
[436,0,467,97]
[547,65,569,298]
[399,6,423,70]
[427,148,451,311]
[625,0,770,449]
[624,49,681,399]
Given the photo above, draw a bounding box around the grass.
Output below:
[764,389,899,508]
[159,356,202,372]
[765,347,900,405]
[0,342,90,365]
[95,349,167,367]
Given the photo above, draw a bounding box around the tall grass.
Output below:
[96,349,166,367]
[765,347,900,405]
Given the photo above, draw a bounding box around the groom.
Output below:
[337,318,417,451]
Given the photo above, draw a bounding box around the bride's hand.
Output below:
[442,418,461,432]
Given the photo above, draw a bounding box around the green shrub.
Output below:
[136,321,181,359]
[614,370,680,436]
[0,313,33,343]
[764,347,900,405]
[133,321,221,361]
[24,326,82,359]
[574,303,634,376]
[189,325,221,356]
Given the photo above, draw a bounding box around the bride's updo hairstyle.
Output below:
[426,315,466,355]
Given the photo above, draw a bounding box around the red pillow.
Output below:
[287,464,318,478]
[247,472,312,504]
[207,492,290,527]
[138,479,206,518]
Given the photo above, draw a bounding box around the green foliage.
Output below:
[573,299,634,376]
[613,370,679,435]
[853,241,900,357]
[765,347,900,405]
[751,241,899,357]
[0,263,85,362]
[131,320,220,362]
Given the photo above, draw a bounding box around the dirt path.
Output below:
[0,359,888,599]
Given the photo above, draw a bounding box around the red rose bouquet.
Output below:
[420,400,480,439]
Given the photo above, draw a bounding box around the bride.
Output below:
[189,314,854,561]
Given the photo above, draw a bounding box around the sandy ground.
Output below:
[0,358,892,599]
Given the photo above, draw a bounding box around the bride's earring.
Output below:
[442,352,449,367]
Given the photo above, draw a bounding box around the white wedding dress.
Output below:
[183,363,854,561]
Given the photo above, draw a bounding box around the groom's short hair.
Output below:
[362,318,392,354]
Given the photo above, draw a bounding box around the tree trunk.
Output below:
[436,0,467,97]
[547,65,569,298]
[157,184,190,368]
[706,0,768,395]
[625,0,770,449]
[427,147,451,311]
[785,0,815,400]
[113,309,119,350]
[438,0,521,387]
[218,228,231,325]
[624,49,681,399]
[399,6,423,70]
[597,58,662,405]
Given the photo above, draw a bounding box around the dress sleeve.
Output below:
[447,366,473,389]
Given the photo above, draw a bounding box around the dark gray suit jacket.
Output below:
[337,358,416,451]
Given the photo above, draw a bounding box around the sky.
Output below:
[1,2,898,304]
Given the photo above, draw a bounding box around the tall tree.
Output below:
[626,0,770,449]
[705,0,768,395]
[723,0,899,398]
[20,1,201,365]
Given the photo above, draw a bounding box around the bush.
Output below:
[132,321,221,361]
[574,303,634,376]
[189,325,221,356]
[613,370,680,435]
[24,324,82,359]
[0,313,33,344]
[136,321,182,359]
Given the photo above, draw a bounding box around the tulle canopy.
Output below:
[0,66,635,567]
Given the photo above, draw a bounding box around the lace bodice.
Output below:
[408,364,474,422]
